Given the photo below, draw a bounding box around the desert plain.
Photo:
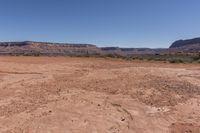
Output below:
[0,56,200,133]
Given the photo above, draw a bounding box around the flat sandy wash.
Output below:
[0,56,200,133]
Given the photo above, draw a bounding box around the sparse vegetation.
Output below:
[34,51,41,56]
[101,54,200,64]
[168,58,184,63]
[104,53,199,64]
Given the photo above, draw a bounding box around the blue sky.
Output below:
[0,0,200,48]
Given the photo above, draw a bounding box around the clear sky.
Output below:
[0,0,200,48]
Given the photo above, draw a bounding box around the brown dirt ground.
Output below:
[0,56,200,133]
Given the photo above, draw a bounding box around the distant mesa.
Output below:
[0,41,96,47]
[0,41,99,56]
[170,37,200,48]
[0,37,200,56]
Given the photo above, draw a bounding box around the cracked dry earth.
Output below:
[0,57,200,133]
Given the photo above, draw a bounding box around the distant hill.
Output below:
[0,41,162,56]
[169,38,200,53]
[0,38,200,56]
[170,38,200,48]
[0,41,100,56]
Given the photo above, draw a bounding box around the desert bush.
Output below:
[147,58,153,61]
[34,51,41,56]
[131,57,137,60]
[168,58,184,63]
[193,55,200,61]
[105,54,124,58]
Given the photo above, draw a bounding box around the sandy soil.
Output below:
[0,56,200,133]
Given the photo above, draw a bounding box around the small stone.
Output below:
[121,118,125,121]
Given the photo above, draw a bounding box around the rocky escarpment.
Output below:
[0,41,161,56]
[0,38,200,56]
[170,37,200,48]
[169,38,200,53]
[0,41,100,56]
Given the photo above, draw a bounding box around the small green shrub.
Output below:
[193,55,200,61]
[34,51,41,56]
[168,58,184,63]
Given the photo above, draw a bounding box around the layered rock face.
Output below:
[170,38,200,48]
[169,38,200,53]
[0,41,162,56]
[0,41,100,56]
[0,38,200,56]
